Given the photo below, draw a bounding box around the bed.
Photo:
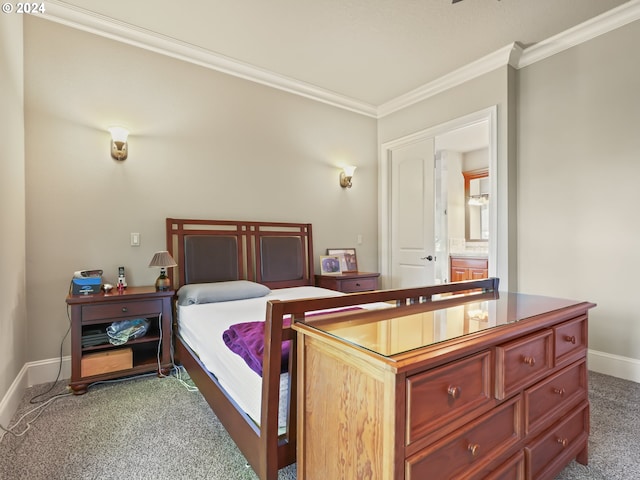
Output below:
[167,218,338,479]
[166,218,501,479]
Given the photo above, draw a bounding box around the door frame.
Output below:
[379,106,498,290]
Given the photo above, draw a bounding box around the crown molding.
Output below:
[377,43,523,118]
[519,0,640,69]
[43,1,378,117]
[42,0,640,119]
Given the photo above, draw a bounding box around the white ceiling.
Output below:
[52,0,631,108]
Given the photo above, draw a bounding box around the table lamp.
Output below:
[148,251,177,291]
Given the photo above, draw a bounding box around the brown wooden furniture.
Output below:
[450,255,488,281]
[290,279,595,479]
[66,286,174,394]
[166,218,316,480]
[315,271,380,292]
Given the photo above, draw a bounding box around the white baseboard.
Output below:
[587,349,640,383]
[0,356,70,431]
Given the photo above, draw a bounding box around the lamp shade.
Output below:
[343,165,357,177]
[108,126,129,143]
[148,251,177,268]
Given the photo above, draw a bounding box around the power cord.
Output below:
[1,304,198,443]
[29,307,72,404]
[0,391,72,442]
[156,310,198,392]
[0,306,73,442]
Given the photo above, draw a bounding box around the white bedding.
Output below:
[179,285,388,426]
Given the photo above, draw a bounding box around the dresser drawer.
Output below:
[525,360,587,434]
[480,451,525,480]
[496,330,553,400]
[339,277,378,292]
[406,395,522,479]
[406,351,493,447]
[82,299,162,322]
[525,403,589,479]
[554,316,587,365]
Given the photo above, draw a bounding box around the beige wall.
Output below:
[517,20,640,360]
[0,15,27,398]
[23,17,378,361]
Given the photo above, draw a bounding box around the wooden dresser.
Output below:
[293,291,594,479]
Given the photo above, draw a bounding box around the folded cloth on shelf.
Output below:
[107,318,150,346]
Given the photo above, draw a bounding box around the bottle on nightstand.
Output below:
[117,266,127,290]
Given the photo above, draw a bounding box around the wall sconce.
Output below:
[108,126,129,161]
[340,166,357,188]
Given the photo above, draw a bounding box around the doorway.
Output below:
[379,106,497,289]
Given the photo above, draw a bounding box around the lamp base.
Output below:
[155,273,172,291]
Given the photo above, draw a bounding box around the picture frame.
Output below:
[320,255,342,275]
[326,248,358,273]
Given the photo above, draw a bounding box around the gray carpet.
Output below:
[0,370,637,479]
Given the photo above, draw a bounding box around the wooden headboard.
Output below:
[166,218,314,290]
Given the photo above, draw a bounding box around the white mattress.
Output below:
[178,285,364,426]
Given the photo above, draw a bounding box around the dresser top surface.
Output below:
[295,292,593,357]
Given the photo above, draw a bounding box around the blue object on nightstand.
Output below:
[70,276,102,295]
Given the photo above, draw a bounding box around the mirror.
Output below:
[464,169,489,241]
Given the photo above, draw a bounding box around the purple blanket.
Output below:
[222,318,291,376]
[222,307,363,377]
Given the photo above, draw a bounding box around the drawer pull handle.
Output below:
[557,437,568,448]
[468,443,480,457]
[553,387,566,396]
[523,356,536,366]
[447,385,461,399]
[121,307,128,313]
[355,283,361,287]
[565,335,576,344]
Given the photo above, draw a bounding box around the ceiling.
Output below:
[49,0,635,112]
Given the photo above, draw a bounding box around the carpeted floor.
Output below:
[0,370,638,479]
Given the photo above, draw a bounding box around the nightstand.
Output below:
[66,286,174,394]
[315,272,380,293]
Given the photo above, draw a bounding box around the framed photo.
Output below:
[320,255,342,275]
[327,248,358,273]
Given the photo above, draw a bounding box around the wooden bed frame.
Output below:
[166,217,500,480]
[166,218,315,479]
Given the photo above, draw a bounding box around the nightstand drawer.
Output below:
[315,272,380,293]
[82,299,162,322]
[340,277,378,292]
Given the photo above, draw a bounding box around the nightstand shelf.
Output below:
[66,286,174,394]
[315,271,380,293]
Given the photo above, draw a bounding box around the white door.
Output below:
[389,138,436,289]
